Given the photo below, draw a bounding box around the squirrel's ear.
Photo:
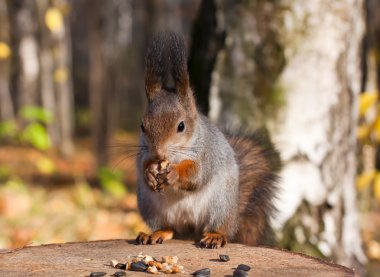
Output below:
[169,32,190,101]
[145,68,162,102]
[174,72,189,101]
[145,33,169,102]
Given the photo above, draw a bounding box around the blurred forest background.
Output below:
[0,0,380,276]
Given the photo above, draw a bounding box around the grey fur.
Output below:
[137,114,239,239]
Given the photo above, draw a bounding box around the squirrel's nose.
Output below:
[151,146,166,161]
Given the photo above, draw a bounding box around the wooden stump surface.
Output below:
[0,239,358,277]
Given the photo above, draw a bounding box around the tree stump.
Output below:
[0,239,358,276]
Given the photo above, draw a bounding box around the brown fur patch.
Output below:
[227,131,280,246]
[176,160,197,181]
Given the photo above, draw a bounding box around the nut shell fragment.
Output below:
[162,264,172,274]
[171,265,181,273]
[159,160,169,171]
[147,265,159,274]
[143,255,154,264]
[110,260,119,267]
[148,261,164,270]
[162,255,178,265]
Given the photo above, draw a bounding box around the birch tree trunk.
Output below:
[8,0,40,112]
[37,0,58,148]
[207,0,366,270]
[53,1,74,157]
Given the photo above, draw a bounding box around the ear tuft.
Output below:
[145,31,190,102]
[145,32,170,102]
[168,32,189,100]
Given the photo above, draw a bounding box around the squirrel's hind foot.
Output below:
[135,230,174,245]
[199,232,227,249]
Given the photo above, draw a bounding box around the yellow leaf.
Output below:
[372,116,380,142]
[36,157,56,175]
[54,68,68,83]
[359,91,378,117]
[357,124,370,140]
[0,42,11,59]
[356,170,376,192]
[368,240,380,259]
[45,7,64,33]
[374,173,380,201]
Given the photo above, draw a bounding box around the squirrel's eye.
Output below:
[140,123,145,132]
[177,121,185,133]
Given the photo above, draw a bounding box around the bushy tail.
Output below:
[227,129,281,245]
[145,31,189,101]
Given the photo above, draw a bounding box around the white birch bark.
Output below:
[15,1,40,110]
[209,0,366,268]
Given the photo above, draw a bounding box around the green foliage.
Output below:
[19,106,53,124]
[4,177,28,193]
[0,121,17,139]
[97,167,126,198]
[0,166,10,182]
[21,122,51,150]
[0,106,52,150]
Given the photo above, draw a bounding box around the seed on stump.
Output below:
[130,261,148,272]
[236,264,251,271]
[233,269,248,277]
[113,271,126,277]
[191,268,211,276]
[219,254,230,262]
[115,263,126,270]
[89,272,107,277]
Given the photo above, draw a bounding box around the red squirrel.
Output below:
[136,31,280,248]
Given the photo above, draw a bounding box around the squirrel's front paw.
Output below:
[200,232,227,249]
[144,163,160,191]
[165,164,179,185]
[136,230,174,245]
[155,164,179,189]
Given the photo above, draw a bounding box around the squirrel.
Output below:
[136,31,280,248]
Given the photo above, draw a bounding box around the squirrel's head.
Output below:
[140,32,198,161]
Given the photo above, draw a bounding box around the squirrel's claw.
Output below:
[135,230,174,245]
[136,232,150,245]
[200,232,227,249]
[144,165,160,191]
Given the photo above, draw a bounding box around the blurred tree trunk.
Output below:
[0,1,14,121]
[207,0,366,271]
[87,0,120,167]
[36,0,74,156]
[7,0,40,112]
[88,0,108,167]
[366,0,380,91]
[53,0,74,157]
[365,0,380,189]
[188,0,225,114]
[36,0,58,147]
